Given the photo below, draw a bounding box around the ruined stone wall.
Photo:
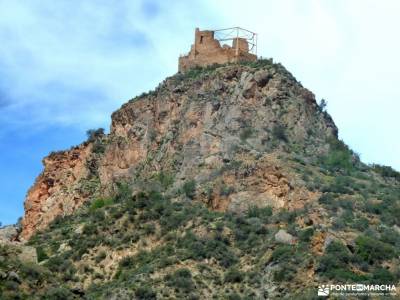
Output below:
[179,28,257,72]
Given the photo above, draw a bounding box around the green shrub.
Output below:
[90,197,113,211]
[317,241,361,282]
[82,223,97,235]
[44,256,65,273]
[355,235,396,264]
[224,268,244,283]
[323,176,355,194]
[182,180,196,199]
[135,286,157,300]
[240,128,254,141]
[337,197,354,210]
[155,171,174,190]
[114,182,132,203]
[86,128,105,142]
[318,193,335,205]
[165,268,194,293]
[273,265,296,282]
[36,246,49,262]
[119,256,135,269]
[364,200,383,215]
[92,209,105,222]
[134,191,150,209]
[271,245,293,263]
[43,286,75,300]
[246,206,272,220]
[92,141,106,154]
[272,125,287,142]
[245,217,266,235]
[226,293,242,300]
[380,228,400,246]
[178,231,238,267]
[371,164,400,180]
[3,279,20,291]
[325,241,351,264]
[274,209,297,223]
[180,64,219,80]
[86,128,106,153]
[20,263,42,281]
[321,138,355,173]
[326,268,369,282]
[372,268,395,284]
[352,217,369,231]
[299,227,314,242]
[143,223,156,235]
[241,58,274,68]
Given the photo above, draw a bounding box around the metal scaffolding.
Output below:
[213,27,257,56]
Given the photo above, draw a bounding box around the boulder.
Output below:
[74,224,84,235]
[323,234,336,251]
[275,229,295,244]
[240,71,256,98]
[8,271,21,283]
[254,69,271,87]
[58,242,72,252]
[0,225,18,243]
[18,246,38,264]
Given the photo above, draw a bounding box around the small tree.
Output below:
[86,128,105,143]
[86,128,106,153]
[319,99,327,112]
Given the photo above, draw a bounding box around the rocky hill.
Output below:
[21,60,337,240]
[2,59,399,299]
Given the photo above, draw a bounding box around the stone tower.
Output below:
[179,27,257,73]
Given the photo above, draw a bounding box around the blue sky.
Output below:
[0,0,399,225]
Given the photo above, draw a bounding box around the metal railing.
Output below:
[213,27,257,56]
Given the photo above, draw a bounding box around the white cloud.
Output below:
[0,0,216,131]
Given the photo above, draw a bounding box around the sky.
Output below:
[0,0,399,225]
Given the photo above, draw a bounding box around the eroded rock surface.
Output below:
[21,145,93,240]
[21,62,338,239]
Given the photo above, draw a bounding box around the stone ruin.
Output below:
[179,27,257,73]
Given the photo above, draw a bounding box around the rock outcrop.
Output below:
[0,226,19,243]
[275,229,296,244]
[21,61,338,240]
[21,144,93,239]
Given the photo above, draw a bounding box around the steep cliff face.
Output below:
[21,60,337,239]
[21,145,93,239]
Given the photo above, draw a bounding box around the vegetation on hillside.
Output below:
[2,147,398,299]
[3,61,400,299]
